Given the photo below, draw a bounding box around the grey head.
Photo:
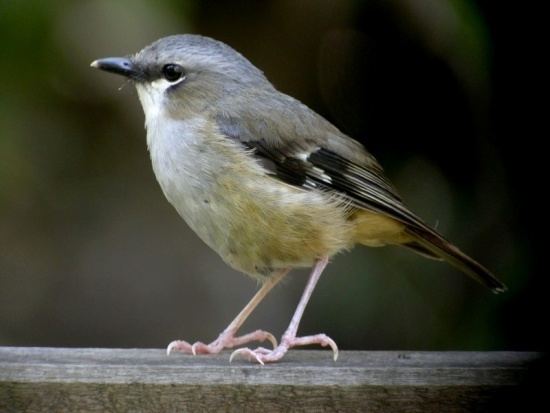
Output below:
[91,34,272,118]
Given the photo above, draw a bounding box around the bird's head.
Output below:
[91,34,269,122]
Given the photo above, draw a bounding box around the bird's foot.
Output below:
[229,333,338,365]
[166,329,278,356]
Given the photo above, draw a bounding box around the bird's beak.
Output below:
[90,57,143,80]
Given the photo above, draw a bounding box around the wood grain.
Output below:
[0,347,540,412]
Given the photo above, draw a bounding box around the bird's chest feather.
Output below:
[146,117,241,248]
[145,116,352,278]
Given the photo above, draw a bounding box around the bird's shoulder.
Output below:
[216,89,382,169]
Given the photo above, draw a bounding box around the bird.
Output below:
[91,34,506,364]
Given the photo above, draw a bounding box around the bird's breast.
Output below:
[146,116,230,245]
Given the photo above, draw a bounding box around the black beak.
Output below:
[90,57,143,80]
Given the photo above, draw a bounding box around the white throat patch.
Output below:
[135,77,185,128]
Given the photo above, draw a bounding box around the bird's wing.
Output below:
[215,91,507,293]
[215,91,438,236]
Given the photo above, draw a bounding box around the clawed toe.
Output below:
[166,340,193,355]
[293,333,339,361]
[166,329,278,357]
[166,338,218,356]
[229,347,265,365]
[229,333,339,364]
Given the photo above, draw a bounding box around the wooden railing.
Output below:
[0,347,539,412]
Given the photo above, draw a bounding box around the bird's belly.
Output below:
[167,171,353,279]
[214,175,354,278]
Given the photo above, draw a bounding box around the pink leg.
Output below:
[230,256,338,364]
[167,268,289,356]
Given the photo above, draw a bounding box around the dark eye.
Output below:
[162,64,185,82]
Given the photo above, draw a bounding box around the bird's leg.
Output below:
[167,268,289,356]
[230,256,338,364]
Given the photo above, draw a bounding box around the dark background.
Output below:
[0,1,543,353]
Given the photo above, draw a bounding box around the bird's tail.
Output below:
[403,226,507,294]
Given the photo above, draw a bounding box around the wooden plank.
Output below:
[0,347,540,412]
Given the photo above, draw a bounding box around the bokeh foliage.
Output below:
[0,0,539,351]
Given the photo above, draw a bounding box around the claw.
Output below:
[229,348,245,363]
[166,340,192,356]
[253,353,265,365]
[326,336,339,361]
[229,348,265,365]
[265,332,278,349]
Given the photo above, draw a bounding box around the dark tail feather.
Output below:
[405,227,507,294]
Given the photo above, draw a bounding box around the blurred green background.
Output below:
[0,0,541,352]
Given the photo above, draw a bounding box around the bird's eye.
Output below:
[162,64,185,82]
